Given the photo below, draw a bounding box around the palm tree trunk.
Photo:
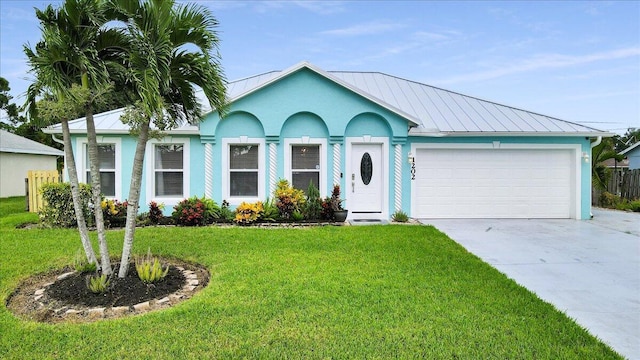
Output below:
[118,118,150,278]
[86,102,112,275]
[61,119,98,266]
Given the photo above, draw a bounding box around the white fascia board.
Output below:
[409,128,613,137]
[620,142,640,155]
[0,148,64,156]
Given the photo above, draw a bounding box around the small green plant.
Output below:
[303,181,322,220]
[292,210,304,222]
[220,200,235,221]
[261,197,279,222]
[73,248,97,273]
[86,274,110,294]
[135,249,170,283]
[392,210,409,223]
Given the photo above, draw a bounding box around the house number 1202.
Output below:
[410,158,416,180]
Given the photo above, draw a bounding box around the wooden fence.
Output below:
[593,168,640,205]
[620,169,640,200]
[26,170,61,212]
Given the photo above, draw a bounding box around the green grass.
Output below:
[0,196,621,359]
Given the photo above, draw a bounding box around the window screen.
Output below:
[291,145,320,192]
[154,144,183,197]
[85,144,116,197]
[229,145,258,197]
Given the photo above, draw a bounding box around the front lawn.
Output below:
[0,196,621,359]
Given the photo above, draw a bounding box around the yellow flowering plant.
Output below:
[234,201,264,225]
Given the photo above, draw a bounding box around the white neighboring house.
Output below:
[0,130,63,197]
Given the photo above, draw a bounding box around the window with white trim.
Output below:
[153,144,184,197]
[229,144,259,197]
[285,138,327,196]
[85,143,116,197]
[291,145,320,191]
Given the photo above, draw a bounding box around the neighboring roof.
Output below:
[601,157,629,168]
[0,130,64,156]
[45,61,611,137]
[620,141,640,155]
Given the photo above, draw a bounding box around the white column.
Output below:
[269,142,277,194]
[333,143,341,186]
[204,143,213,198]
[394,144,402,212]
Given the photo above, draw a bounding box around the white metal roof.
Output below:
[44,61,609,137]
[0,130,64,156]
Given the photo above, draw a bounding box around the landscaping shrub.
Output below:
[274,179,305,220]
[234,201,264,225]
[302,181,322,220]
[598,191,640,212]
[148,201,164,224]
[172,196,220,226]
[101,198,127,228]
[321,184,345,221]
[40,182,93,228]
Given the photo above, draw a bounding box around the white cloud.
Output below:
[320,21,405,36]
[291,1,346,15]
[243,0,345,15]
[433,47,640,85]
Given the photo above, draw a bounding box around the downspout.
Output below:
[51,134,66,182]
[589,136,602,218]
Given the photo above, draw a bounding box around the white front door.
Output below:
[349,143,384,218]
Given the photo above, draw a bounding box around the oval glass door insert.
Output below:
[360,152,373,185]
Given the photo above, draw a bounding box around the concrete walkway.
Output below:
[421,209,639,359]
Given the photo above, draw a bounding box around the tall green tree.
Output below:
[0,77,24,131]
[108,0,227,277]
[24,0,128,273]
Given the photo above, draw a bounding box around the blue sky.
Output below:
[1,0,638,134]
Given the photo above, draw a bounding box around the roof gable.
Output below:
[226,61,422,127]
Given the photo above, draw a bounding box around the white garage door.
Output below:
[414,148,574,218]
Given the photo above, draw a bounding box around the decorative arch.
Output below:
[344,112,392,138]
[280,111,329,139]
[215,111,265,138]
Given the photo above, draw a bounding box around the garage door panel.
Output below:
[414,149,573,218]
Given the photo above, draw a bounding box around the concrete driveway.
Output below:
[421,208,639,359]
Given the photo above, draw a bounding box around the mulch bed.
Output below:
[47,265,186,308]
[6,258,209,324]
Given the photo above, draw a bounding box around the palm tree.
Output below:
[24,0,128,274]
[592,137,624,191]
[109,0,227,278]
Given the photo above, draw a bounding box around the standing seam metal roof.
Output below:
[45,62,608,136]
